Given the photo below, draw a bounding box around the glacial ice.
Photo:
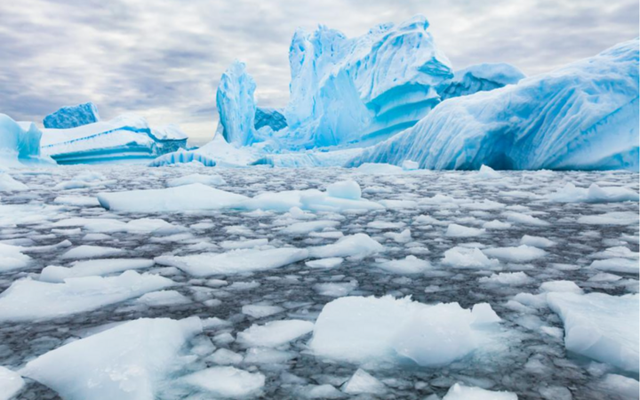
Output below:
[41,113,188,164]
[350,39,640,171]
[0,114,50,167]
[0,271,173,321]
[43,102,100,129]
[310,295,503,366]
[547,292,639,373]
[283,15,453,149]
[436,63,525,101]
[217,61,258,147]
[21,317,202,400]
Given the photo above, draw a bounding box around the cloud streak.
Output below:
[0,0,637,142]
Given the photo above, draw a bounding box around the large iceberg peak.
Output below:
[216,60,258,147]
[43,102,101,129]
[350,38,640,171]
[0,114,51,167]
[282,15,453,150]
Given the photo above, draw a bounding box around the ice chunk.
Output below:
[540,280,583,294]
[242,304,284,319]
[376,255,431,274]
[136,290,190,307]
[60,245,125,259]
[305,257,344,269]
[446,224,485,237]
[98,183,249,212]
[181,367,265,398]
[326,180,361,200]
[0,243,31,272]
[402,160,419,170]
[22,317,202,400]
[310,295,502,366]
[43,102,100,129]
[237,319,314,347]
[209,349,243,365]
[442,383,517,400]
[40,259,154,282]
[308,234,383,259]
[504,212,550,226]
[280,220,340,235]
[479,272,533,286]
[520,235,555,248]
[315,280,357,297]
[166,173,226,187]
[476,165,501,179]
[590,258,639,273]
[547,183,639,203]
[155,247,309,277]
[578,211,639,225]
[546,292,639,373]
[0,366,24,400]
[482,245,546,262]
[598,374,639,399]
[0,173,28,191]
[342,369,386,395]
[0,271,173,321]
[442,246,499,269]
[350,39,639,171]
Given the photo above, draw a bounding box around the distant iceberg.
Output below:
[43,102,100,129]
[0,114,53,167]
[349,39,640,171]
[41,113,188,164]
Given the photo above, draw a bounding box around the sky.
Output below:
[1,0,638,144]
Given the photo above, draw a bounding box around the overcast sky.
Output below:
[1,0,637,143]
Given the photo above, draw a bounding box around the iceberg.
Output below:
[0,114,52,167]
[43,102,100,129]
[41,113,188,164]
[436,63,525,101]
[255,107,287,132]
[149,134,260,167]
[282,15,453,149]
[21,317,202,400]
[350,39,640,171]
[217,60,258,147]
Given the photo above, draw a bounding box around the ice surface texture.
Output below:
[350,39,640,171]
[43,102,100,129]
[0,114,51,167]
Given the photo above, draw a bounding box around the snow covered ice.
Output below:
[0,165,637,399]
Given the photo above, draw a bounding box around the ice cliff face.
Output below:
[283,15,454,149]
[43,102,101,129]
[349,39,640,171]
[437,63,525,101]
[0,114,51,167]
[216,61,257,147]
[255,108,287,132]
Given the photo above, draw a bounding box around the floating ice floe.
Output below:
[308,234,384,259]
[40,258,154,282]
[442,383,517,400]
[446,223,485,237]
[0,366,24,400]
[547,183,639,203]
[0,243,31,272]
[237,319,314,347]
[442,246,500,269]
[311,295,503,366]
[479,272,533,286]
[0,271,173,321]
[376,256,431,274]
[482,245,547,263]
[546,292,639,373]
[577,211,640,225]
[342,369,386,395]
[589,258,639,274]
[181,366,265,398]
[21,317,202,400]
[242,304,284,319]
[60,245,125,259]
[155,247,309,277]
[98,183,249,212]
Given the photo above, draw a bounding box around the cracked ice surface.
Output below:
[0,164,637,399]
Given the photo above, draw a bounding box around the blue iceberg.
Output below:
[43,102,101,129]
[282,15,454,149]
[41,114,188,164]
[0,114,53,167]
[349,39,640,171]
[217,61,257,147]
[255,107,287,132]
